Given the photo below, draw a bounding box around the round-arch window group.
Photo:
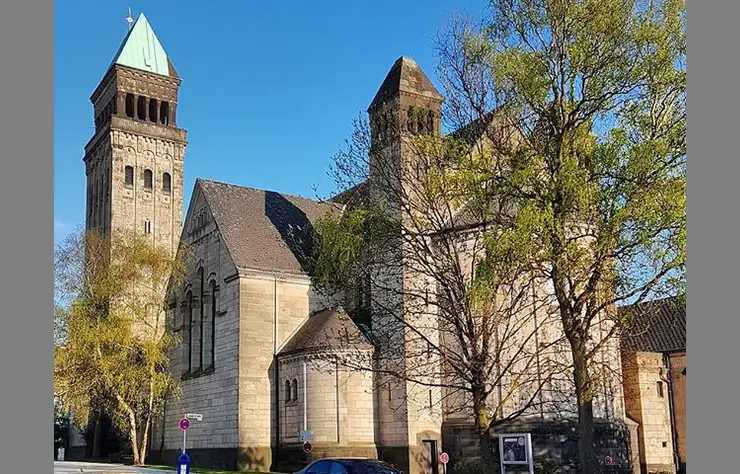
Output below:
[123,165,172,194]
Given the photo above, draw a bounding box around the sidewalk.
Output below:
[54,461,174,474]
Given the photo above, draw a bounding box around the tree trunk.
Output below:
[138,375,156,465]
[479,429,496,469]
[573,352,595,474]
[125,407,140,465]
[473,388,496,469]
[91,414,102,459]
[138,414,151,466]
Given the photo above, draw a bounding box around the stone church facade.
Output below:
[78,13,635,474]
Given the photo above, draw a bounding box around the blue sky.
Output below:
[54,0,485,244]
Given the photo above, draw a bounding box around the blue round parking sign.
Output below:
[177,452,191,474]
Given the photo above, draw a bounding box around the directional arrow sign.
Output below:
[185,413,203,422]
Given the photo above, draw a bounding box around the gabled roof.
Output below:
[278,307,373,356]
[368,56,443,111]
[197,179,341,275]
[620,296,686,354]
[330,180,369,208]
[111,13,174,77]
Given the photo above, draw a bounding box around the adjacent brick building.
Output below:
[620,296,686,474]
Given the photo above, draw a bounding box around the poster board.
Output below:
[498,433,534,474]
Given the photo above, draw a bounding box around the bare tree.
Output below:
[311,111,567,463]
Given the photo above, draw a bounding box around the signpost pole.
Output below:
[182,428,187,454]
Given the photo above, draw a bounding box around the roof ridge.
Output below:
[197,177,332,206]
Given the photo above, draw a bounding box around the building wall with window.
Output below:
[276,353,376,460]
[151,188,241,469]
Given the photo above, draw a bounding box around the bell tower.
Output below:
[366,56,445,474]
[84,13,187,255]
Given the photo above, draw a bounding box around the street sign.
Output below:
[185,413,203,422]
[303,441,313,454]
[179,417,191,431]
[439,452,449,474]
[300,430,314,442]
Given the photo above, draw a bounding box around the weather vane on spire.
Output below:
[124,7,135,30]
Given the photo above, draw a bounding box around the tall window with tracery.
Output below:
[209,280,217,368]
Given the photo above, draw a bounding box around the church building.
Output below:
[76,13,635,474]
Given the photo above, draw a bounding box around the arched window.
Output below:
[210,280,217,368]
[144,219,151,234]
[417,109,426,134]
[427,110,434,134]
[291,379,298,401]
[148,98,158,123]
[186,291,193,373]
[143,169,153,190]
[407,106,417,134]
[137,96,146,120]
[125,93,135,118]
[124,166,134,187]
[198,268,205,370]
[160,101,169,125]
[285,380,291,404]
[162,172,172,193]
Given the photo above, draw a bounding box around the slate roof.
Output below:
[620,296,686,354]
[278,307,373,356]
[331,180,369,208]
[197,179,342,275]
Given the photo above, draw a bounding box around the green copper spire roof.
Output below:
[111,13,171,77]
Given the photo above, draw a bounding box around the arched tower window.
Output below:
[162,172,172,193]
[291,379,298,401]
[407,106,417,134]
[160,101,170,125]
[137,96,146,120]
[285,380,291,404]
[417,109,426,134]
[148,98,158,123]
[125,93,135,118]
[125,165,134,187]
[143,169,153,190]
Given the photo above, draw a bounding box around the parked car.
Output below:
[294,458,404,474]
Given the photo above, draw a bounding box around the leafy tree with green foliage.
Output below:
[437,0,685,471]
[54,229,187,465]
